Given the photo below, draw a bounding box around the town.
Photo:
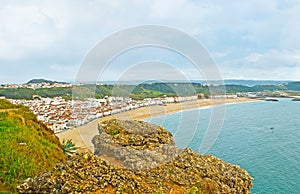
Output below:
[3,80,286,133]
[0,81,72,89]
[9,94,206,133]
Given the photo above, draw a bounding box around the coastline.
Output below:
[56,97,256,152]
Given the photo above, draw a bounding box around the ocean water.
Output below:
[147,98,300,193]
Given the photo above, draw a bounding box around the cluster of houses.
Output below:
[9,94,205,133]
[0,82,72,89]
[7,89,258,133]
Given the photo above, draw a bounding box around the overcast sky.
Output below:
[1,0,300,83]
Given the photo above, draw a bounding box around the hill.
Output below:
[2,81,300,100]
[0,99,67,193]
[26,78,67,84]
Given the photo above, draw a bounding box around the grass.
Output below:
[107,129,120,135]
[0,99,67,193]
[103,120,124,136]
[0,99,21,109]
[168,169,174,174]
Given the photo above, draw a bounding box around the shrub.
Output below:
[63,139,79,156]
[107,129,120,135]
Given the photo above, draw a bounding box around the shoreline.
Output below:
[56,98,257,152]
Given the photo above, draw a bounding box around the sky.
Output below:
[1,0,300,83]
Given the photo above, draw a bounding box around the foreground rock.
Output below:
[92,119,181,170]
[17,119,253,193]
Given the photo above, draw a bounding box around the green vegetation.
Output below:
[0,87,72,100]
[153,190,163,194]
[168,169,174,174]
[187,183,204,194]
[36,87,73,99]
[103,120,125,136]
[26,78,66,84]
[62,139,79,156]
[187,186,200,194]
[0,99,67,193]
[107,129,120,136]
[0,99,21,109]
[1,81,300,100]
[0,88,33,100]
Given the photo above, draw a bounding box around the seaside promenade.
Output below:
[56,98,255,152]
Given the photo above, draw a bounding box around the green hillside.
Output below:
[1,82,300,100]
[0,99,67,193]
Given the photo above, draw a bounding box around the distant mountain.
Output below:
[222,79,291,87]
[98,79,292,87]
[286,81,300,90]
[27,78,67,84]
[67,78,299,87]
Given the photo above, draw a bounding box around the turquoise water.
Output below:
[147,98,300,193]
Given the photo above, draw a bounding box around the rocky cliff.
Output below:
[17,119,253,193]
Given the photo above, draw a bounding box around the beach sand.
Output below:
[56,98,256,152]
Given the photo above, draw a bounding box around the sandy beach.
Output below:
[56,98,256,152]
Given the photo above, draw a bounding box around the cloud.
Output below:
[48,63,78,81]
[213,52,228,58]
[50,64,78,72]
[116,61,190,81]
[279,3,300,50]
[1,0,300,83]
[245,53,264,63]
[0,4,59,59]
[218,49,300,80]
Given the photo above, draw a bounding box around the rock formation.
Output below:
[92,119,182,170]
[17,119,253,193]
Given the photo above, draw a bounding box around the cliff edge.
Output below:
[17,119,253,193]
[0,99,67,193]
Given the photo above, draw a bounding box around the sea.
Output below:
[147,98,300,194]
